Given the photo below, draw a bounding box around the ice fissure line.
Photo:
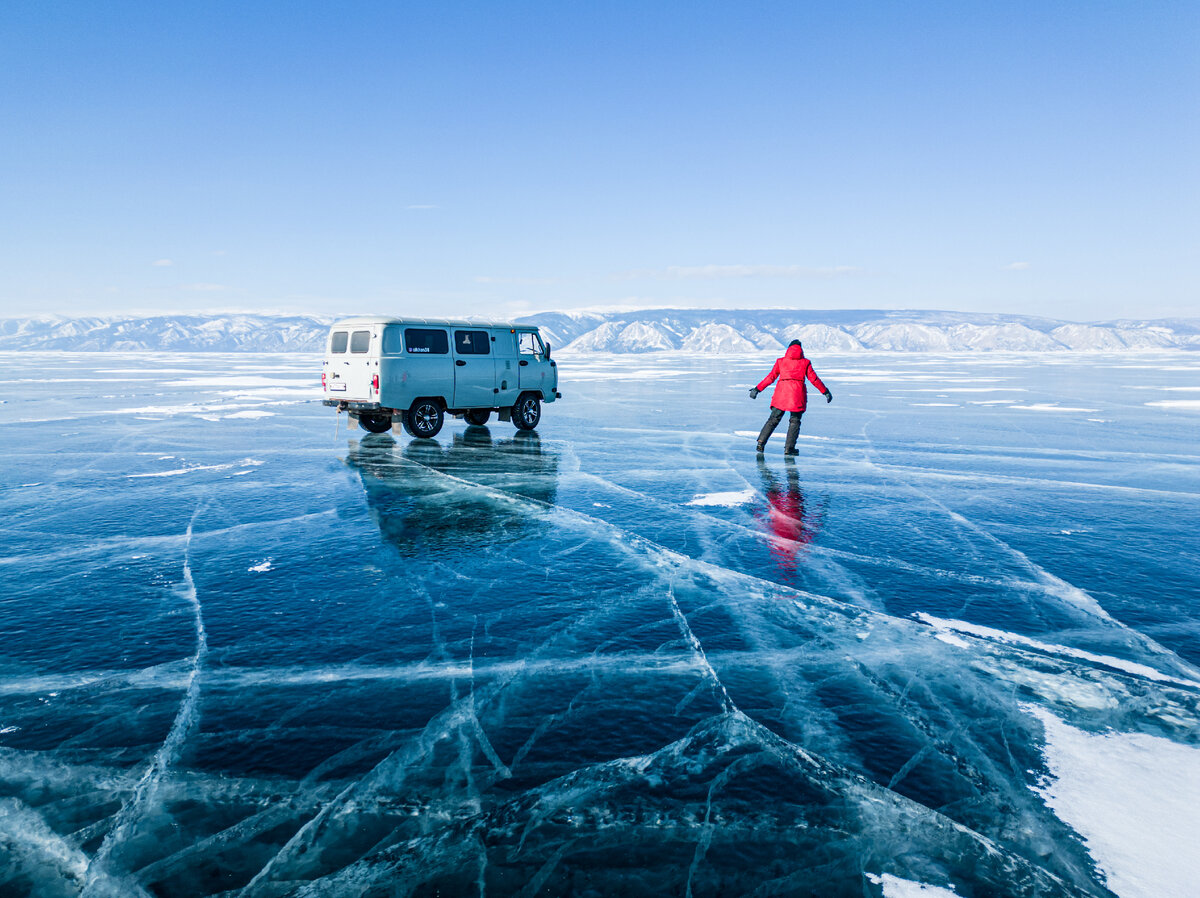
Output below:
[81,510,208,897]
[857,413,1200,680]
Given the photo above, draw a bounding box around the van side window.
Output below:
[381,326,405,354]
[404,328,449,354]
[350,330,372,353]
[330,331,349,353]
[454,329,491,355]
[518,332,544,355]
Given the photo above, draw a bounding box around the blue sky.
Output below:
[2,1,1197,321]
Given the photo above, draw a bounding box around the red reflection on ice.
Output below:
[755,460,824,580]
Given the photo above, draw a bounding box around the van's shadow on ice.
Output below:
[345,427,559,554]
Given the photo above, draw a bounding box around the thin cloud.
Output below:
[1005,261,1031,270]
[182,283,231,292]
[406,204,438,210]
[618,264,859,280]
[151,259,174,267]
[474,275,559,286]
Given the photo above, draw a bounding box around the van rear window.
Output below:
[330,331,348,353]
[350,330,371,353]
[454,329,491,355]
[404,328,449,354]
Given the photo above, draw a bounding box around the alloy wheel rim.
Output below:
[415,406,437,433]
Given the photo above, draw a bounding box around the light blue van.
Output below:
[321,317,560,438]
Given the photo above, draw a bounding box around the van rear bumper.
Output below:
[323,399,384,412]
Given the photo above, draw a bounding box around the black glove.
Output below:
[749,387,759,399]
[824,390,833,403]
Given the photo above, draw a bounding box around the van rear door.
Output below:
[327,326,376,400]
[451,328,497,409]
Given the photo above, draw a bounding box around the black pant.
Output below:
[757,407,802,450]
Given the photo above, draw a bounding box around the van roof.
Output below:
[329,317,535,330]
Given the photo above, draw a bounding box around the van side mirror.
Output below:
[544,342,551,359]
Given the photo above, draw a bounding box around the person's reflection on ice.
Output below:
[755,459,824,580]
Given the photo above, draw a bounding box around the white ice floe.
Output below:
[866,872,960,897]
[1012,404,1100,412]
[916,614,1200,688]
[910,403,959,407]
[733,430,834,441]
[1145,399,1200,410]
[224,410,276,419]
[162,375,312,387]
[247,560,273,572]
[1027,706,1200,898]
[686,489,756,507]
[127,458,264,478]
[893,387,1023,392]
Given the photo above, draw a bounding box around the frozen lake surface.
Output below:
[1,351,1198,897]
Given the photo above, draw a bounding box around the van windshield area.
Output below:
[455,330,491,355]
[350,331,372,353]
[330,331,349,353]
[518,332,545,356]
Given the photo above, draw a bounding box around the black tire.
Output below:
[464,409,490,426]
[406,400,444,439]
[359,412,392,434]
[512,394,541,431]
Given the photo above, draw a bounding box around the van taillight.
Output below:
[371,374,379,392]
[321,372,326,389]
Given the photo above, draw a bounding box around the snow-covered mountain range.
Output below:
[1,310,1197,353]
[528,309,1200,353]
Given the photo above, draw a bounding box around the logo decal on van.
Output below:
[408,347,430,353]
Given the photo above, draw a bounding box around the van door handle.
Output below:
[519,360,529,366]
[456,360,466,366]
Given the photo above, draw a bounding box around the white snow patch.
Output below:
[1028,705,1200,898]
[894,387,1023,393]
[224,410,276,419]
[1012,404,1100,413]
[248,560,273,572]
[910,402,959,407]
[916,614,1200,688]
[687,489,756,507]
[163,376,311,387]
[1146,399,1200,410]
[866,872,959,897]
[127,458,264,479]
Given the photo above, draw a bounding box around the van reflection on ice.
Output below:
[755,459,826,582]
[345,427,559,556]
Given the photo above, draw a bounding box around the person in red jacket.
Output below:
[749,340,832,455]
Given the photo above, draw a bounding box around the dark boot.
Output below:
[757,408,784,450]
[783,411,803,455]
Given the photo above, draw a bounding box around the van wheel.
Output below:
[359,413,392,434]
[464,409,490,426]
[406,400,444,439]
[512,395,541,431]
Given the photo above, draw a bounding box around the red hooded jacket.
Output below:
[756,343,827,412]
